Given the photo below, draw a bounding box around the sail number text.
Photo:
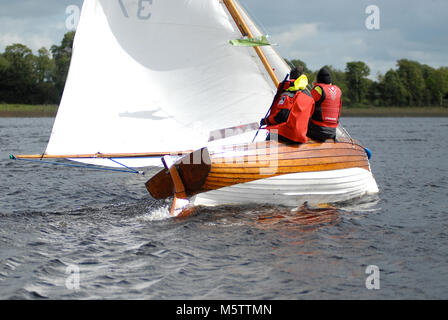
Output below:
[118,0,153,20]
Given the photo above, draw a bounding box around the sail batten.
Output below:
[45,0,289,167]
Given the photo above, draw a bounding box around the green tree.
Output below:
[380,69,409,106]
[0,54,11,102]
[286,58,312,75]
[435,67,448,106]
[366,79,381,106]
[32,47,59,104]
[0,43,38,103]
[418,64,448,106]
[51,31,75,96]
[396,59,425,106]
[0,44,60,104]
[35,47,54,83]
[345,61,370,105]
[0,54,9,73]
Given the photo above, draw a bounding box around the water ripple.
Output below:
[1,117,448,299]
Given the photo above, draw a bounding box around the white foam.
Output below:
[140,204,172,222]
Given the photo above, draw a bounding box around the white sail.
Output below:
[45,0,289,167]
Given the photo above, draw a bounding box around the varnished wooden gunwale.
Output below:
[209,155,367,173]
[209,140,363,160]
[207,160,370,178]
[211,148,366,167]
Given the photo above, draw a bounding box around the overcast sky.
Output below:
[1,0,447,79]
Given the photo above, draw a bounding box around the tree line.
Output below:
[288,59,448,107]
[0,32,75,105]
[1,31,447,107]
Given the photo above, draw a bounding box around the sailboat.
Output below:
[12,0,379,216]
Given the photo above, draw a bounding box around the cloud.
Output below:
[0,0,81,18]
[0,0,82,52]
[272,23,320,44]
[239,0,448,78]
[0,33,22,49]
[0,14,67,52]
[0,0,446,78]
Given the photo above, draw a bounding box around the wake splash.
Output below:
[140,202,173,222]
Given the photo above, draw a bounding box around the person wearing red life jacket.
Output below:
[260,67,315,144]
[307,67,342,142]
[260,67,302,128]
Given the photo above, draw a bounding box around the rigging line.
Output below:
[106,157,143,175]
[10,156,144,175]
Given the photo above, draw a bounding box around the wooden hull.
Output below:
[145,139,379,207]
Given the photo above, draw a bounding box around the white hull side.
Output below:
[191,167,379,207]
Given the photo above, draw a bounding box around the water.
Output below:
[1,117,447,300]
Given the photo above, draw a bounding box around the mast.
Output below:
[223,0,280,88]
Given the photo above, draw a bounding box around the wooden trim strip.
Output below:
[209,157,368,174]
[211,148,366,166]
[210,155,367,173]
[210,143,366,161]
[209,140,361,153]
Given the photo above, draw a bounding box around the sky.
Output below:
[1,0,447,80]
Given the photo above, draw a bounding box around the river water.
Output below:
[0,117,447,300]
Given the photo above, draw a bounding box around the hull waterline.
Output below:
[192,167,378,207]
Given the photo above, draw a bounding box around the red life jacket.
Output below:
[266,91,315,143]
[265,79,298,126]
[266,91,296,126]
[310,83,342,128]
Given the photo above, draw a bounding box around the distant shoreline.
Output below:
[342,106,448,117]
[1,104,448,118]
[0,104,58,118]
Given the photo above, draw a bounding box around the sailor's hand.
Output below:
[260,118,266,126]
